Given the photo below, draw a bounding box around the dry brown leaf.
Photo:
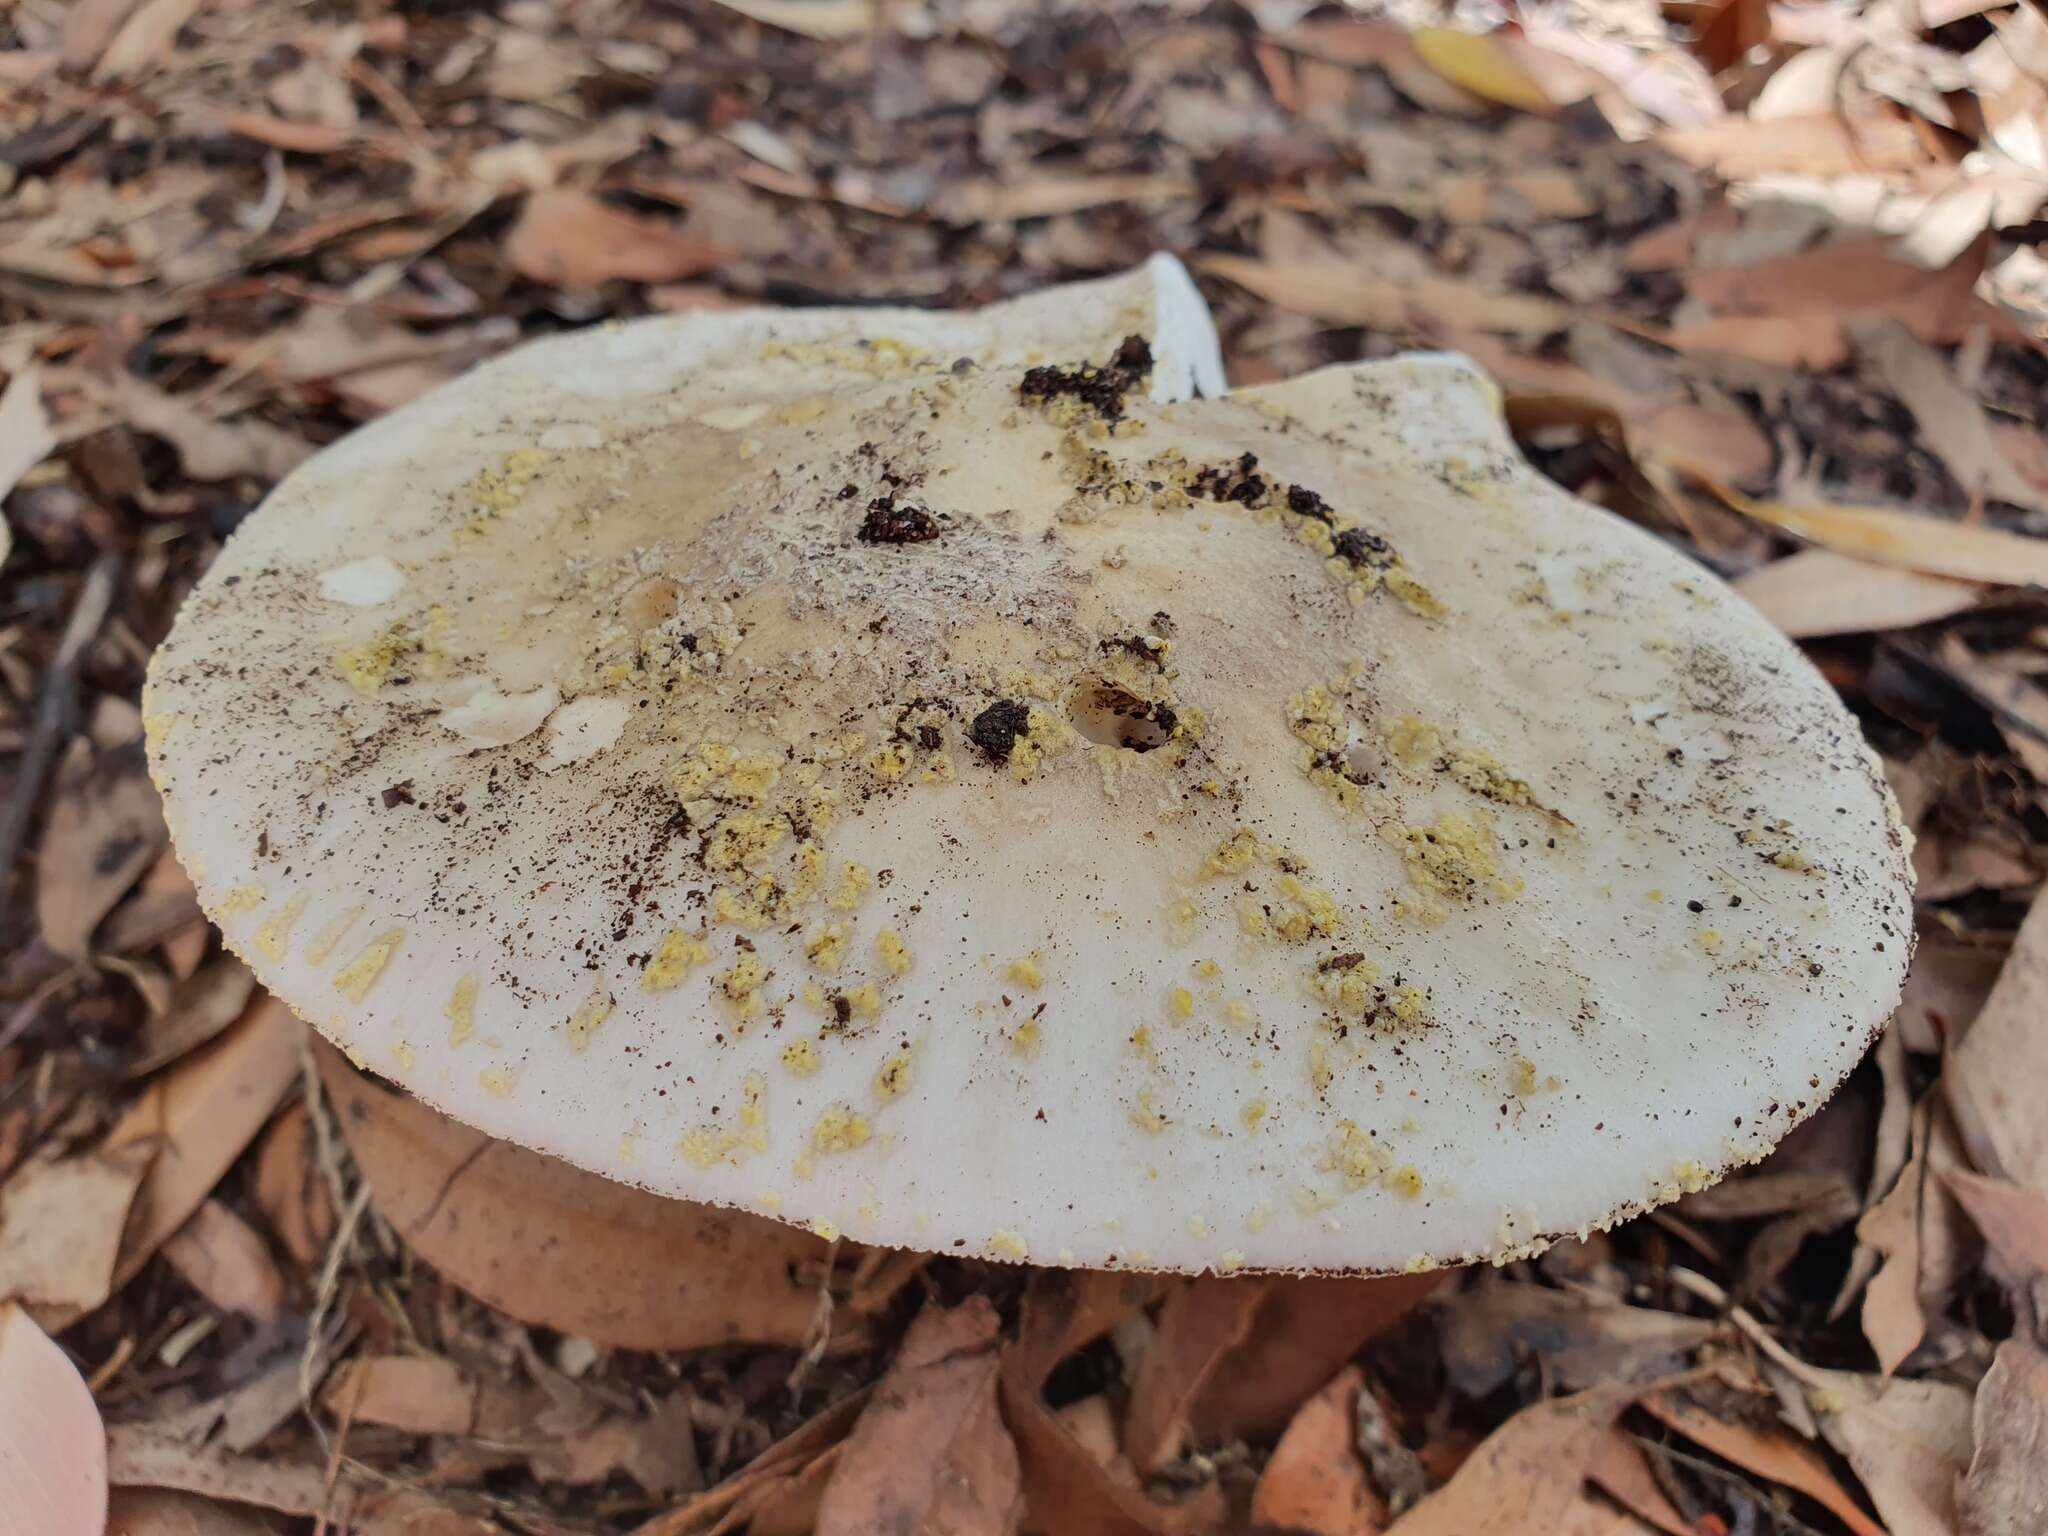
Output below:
[159,1200,284,1324]
[0,368,55,517]
[1664,313,1850,370]
[249,1102,331,1271]
[1451,331,1774,488]
[0,1304,108,1535]
[1639,1389,1885,1536]
[816,1297,1021,1536]
[0,1140,153,1310]
[1951,885,2048,1193]
[102,375,313,484]
[1249,1365,1389,1536]
[92,0,201,81]
[1439,1277,1718,1398]
[124,958,256,1080]
[219,112,354,155]
[59,0,141,72]
[1384,1384,1643,1534]
[1959,1338,2048,1535]
[1276,20,1490,115]
[631,1392,870,1536]
[1817,1372,1975,1536]
[36,698,166,960]
[1943,1167,2048,1280]
[35,998,306,1330]
[1409,27,1604,113]
[1687,472,2048,587]
[941,173,1195,224]
[1684,234,1997,348]
[106,1427,359,1523]
[106,1487,282,1534]
[1122,1278,1266,1472]
[1733,548,1983,638]
[1857,1136,1933,1373]
[1202,253,1570,336]
[998,1270,1195,1536]
[325,1355,477,1435]
[1659,111,1929,179]
[1853,317,2048,515]
[706,0,877,38]
[505,190,734,289]
[1586,1431,1691,1536]
[319,1042,902,1350]
[1187,1271,1443,1446]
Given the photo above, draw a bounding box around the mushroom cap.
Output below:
[147,276,1911,1276]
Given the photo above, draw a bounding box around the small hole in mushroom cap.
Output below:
[1067,676,1175,753]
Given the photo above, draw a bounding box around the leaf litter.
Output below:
[7,0,2048,1529]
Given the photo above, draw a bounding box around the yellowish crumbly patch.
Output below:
[1698,929,1724,955]
[989,1229,1028,1260]
[1204,827,1261,877]
[480,1067,514,1097]
[1241,1098,1268,1132]
[1009,1019,1040,1051]
[1385,811,1521,922]
[1169,986,1195,1020]
[252,894,306,961]
[1390,1165,1425,1198]
[874,1051,913,1101]
[1130,1090,1167,1134]
[1219,1249,1246,1274]
[334,623,409,697]
[806,921,849,972]
[844,982,882,1021]
[811,1103,872,1155]
[712,878,779,928]
[218,884,265,917]
[705,812,788,872]
[828,861,872,912]
[1309,1040,1333,1093]
[680,1072,770,1168]
[877,929,912,975]
[1274,875,1344,942]
[1385,715,1442,767]
[334,930,403,1002]
[466,446,547,518]
[718,953,769,1019]
[1446,746,1533,805]
[643,929,711,990]
[782,1037,821,1075]
[566,991,614,1052]
[446,975,477,1046]
[392,1040,416,1072]
[1005,954,1043,989]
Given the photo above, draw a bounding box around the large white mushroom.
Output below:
[145,259,1911,1276]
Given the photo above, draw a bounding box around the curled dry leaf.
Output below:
[1942,1167,2048,1282]
[815,1297,1022,1536]
[1187,1271,1443,1447]
[504,190,735,289]
[317,1041,907,1351]
[1585,1431,1690,1536]
[250,1101,333,1270]
[123,957,256,1079]
[1686,470,2048,588]
[1201,252,1570,336]
[997,1269,1198,1536]
[325,1355,475,1436]
[100,375,313,484]
[1439,1277,1717,1398]
[34,997,305,1331]
[0,1140,152,1312]
[106,1488,282,1534]
[1121,1278,1265,1472]
[1958,1339,2048,1536]
[158,1200,285,1324]
[1384,1384,1644,1535]
[1952,884,2048,1194]
[630,1391,870,1536]
[1640,1387,1884,1536]
[1733,549,1983,639]
[36,698,166,961]
[0,1304,106,1536]
[1249,1364,1389,1536]
[106,1426,359,1524]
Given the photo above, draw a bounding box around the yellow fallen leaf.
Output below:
[1411,27,1557,113]
[1682,468,2048,588]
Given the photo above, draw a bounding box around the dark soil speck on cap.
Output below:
[968,699,1033,762]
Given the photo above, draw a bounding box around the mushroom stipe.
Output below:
[145,258,1912,1277]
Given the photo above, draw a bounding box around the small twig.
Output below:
[786,1239,840,1401]
[1630,1432,1837,1536]
[0,553,119,896]
[302,1181,373,1421]
[295,1031,356,1239]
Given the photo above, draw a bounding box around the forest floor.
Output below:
[5,0,2048,1532]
